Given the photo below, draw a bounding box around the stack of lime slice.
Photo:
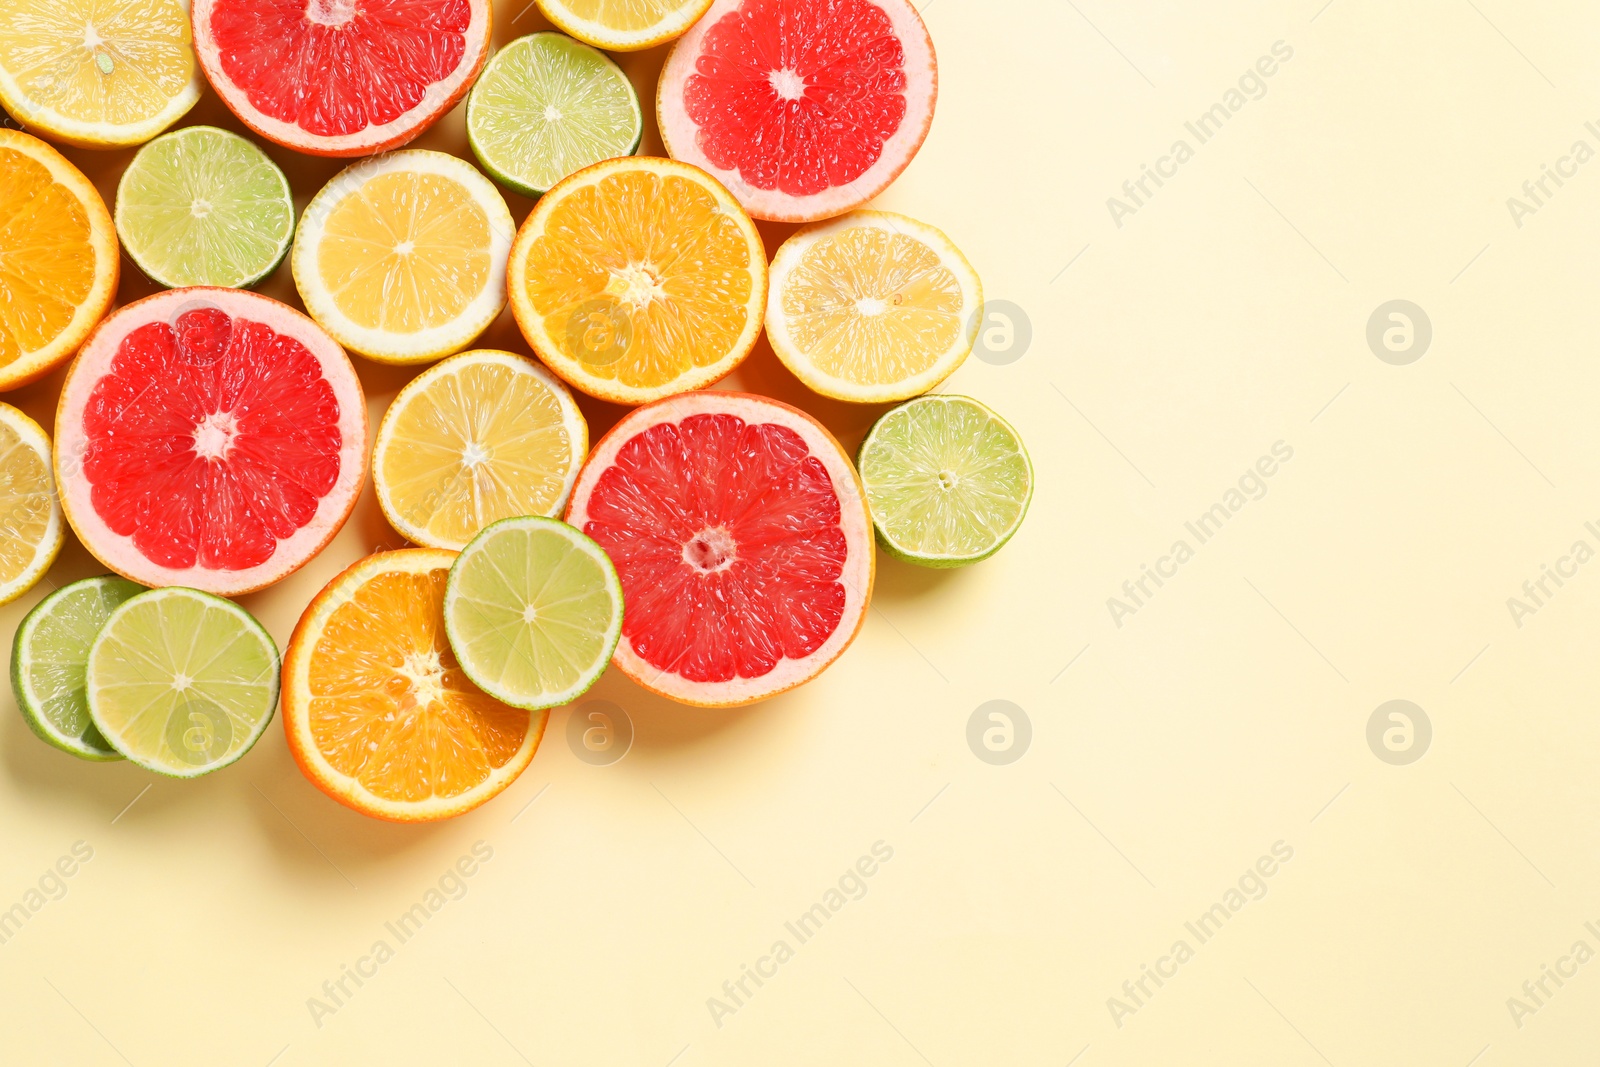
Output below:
[11,578,282,776]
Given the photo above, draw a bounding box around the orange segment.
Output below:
[284,549,545,822]
[0,131,117,390]
[508,156,766,405]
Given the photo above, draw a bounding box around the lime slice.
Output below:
[444,516,623,710]
[858,395,1034,568]
[86,587,281,777]
[466,32,643,198]
[10,575,144,761]
[114,125,295,289]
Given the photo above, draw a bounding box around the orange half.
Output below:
[0,130,118,391]
[283,549,545,822]
[507,156,766,406]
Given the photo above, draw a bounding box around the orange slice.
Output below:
[0,130,118,391]
[507,156,766,406]
[283,549,545,822]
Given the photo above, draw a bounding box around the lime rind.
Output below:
[467,32,643,199]
[114,125,294,289]
[443,516,623,711]
[10,575,144,761]
[85,587,281,778]
[858,395,1033,568]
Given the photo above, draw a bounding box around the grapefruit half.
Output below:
[565,392,873,707]
[55,288,367,597]
[191,0,492,157]
[657,0,937,223]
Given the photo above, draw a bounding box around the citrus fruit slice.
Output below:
[767,210,981,403]
[565,391,872,706]
[293,151,512,365]
[0,403,64,605]
[508,156,767,405]
[535,0,713,52]
[0,131,118,392]
[11,575,144,761]
[658,0,937,222]
[54,287,367,597]
[0,0,200,148]
[192,0,491,157]
[86,586,280,777]
[466,32,643,199]
[858,395,1032,567]
[283,549,545,822]
[374,350,587,551]
[444,516,623,710]
[115,125,295,290]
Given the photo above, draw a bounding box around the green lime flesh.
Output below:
[85,587,280,778]
[114,125,295,289]
[466,32,643,198]
[444,516,624,711]
[858,395,1034,568]
[10,575,144,760]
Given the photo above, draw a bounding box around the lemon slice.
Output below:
[766,210,982,403]
[292,150,513,365]
[535,0,713,51]
[374,349,588,550]
[0,402,64,605]
[0,0,200,148]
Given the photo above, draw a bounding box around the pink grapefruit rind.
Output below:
[190,0,492,158]
[656,0,938,223]
[54,288,368,597]
[564,391,874,707]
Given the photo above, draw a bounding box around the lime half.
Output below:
[444,516,623,710]
[467,32,643,198]
[10,575,144,761]
[115,125,295,289]
[858,395,1034,567]
[86,587,281,777]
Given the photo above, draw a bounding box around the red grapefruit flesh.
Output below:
[565,392,874,707]
[55,288,367,596]
[192,0,491,157]
[656,0,937,223]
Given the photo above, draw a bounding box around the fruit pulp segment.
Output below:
[307,567,529,801]
[382,361,576,543]
[0,0,194,125]
[318,171,489,333]
[0,148,95,368]
[522,170,755,389]
[865,400,1030,556]
[582,412,848,683]
[209,0,470,136]
[683,0,907,195]
[782,226,962,383]
[449,523,618,699]
[90,591,277,767]
[20,578,140,750]
[82,307,344,571]
[0,416,56,584]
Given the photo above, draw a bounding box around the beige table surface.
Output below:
[5,1,1600,1063]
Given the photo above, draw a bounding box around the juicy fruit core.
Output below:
[81,306,344,572]
[683,0,908,195]
[583,413,848,684]
[208,0,471,137]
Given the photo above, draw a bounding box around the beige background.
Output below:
[3,0,1599,1063]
